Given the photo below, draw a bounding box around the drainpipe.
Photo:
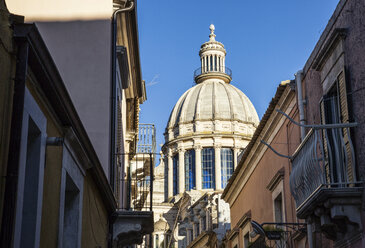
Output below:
[109,2,135,248]
[295,70,312,247]
[110,0,134,194]
[295,70,306,141]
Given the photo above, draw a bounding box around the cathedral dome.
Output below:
[162,25,259,197]
[165,25,259,142]
[166,80,259,130]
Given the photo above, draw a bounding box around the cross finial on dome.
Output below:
[209,24,216,41]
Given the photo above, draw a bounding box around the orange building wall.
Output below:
[229,96,301,247]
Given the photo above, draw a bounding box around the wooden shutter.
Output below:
[320,99,331,184]
[337,70,354,183]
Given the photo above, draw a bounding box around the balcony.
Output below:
[194,66,232,84]
[113,124,156,247]
[290,123,362,240]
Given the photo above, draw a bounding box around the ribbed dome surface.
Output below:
[167,80,259,128]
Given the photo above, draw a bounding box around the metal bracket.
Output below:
[260,140,292,159]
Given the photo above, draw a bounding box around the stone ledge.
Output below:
[112,211,154,247]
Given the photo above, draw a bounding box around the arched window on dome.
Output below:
[185,150,196,190]
[173,154,179,195]
[221,148,234,188]
[202,148,215,189]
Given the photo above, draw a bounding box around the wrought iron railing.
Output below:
[137,124,156,154]
[119,124,156,212]
[193,66,232,79]
[290,123,357,207]
[250,221,307,248]
[121,152,154,211]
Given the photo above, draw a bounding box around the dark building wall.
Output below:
[300,0,365,246]
[0,2,16,237]
[35,20,112,177]
[302,0,365,181]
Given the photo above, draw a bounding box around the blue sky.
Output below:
[137,0,339,150]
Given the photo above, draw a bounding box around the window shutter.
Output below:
[337,70,355,183]
[320,99,331,184]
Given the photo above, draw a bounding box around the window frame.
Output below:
[184,149,196,190]
[201,147,215,189]
[13,88,47,248]
[221,148,234,188]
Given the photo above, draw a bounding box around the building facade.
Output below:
[1,0,154,247]
[222,82,304,248]
[223,0,365,248]
[288,0,365,247]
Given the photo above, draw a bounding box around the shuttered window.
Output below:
[320,69,355,184]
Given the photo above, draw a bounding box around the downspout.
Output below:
[295,70,306,140]
[110,0,134,194]
[109,2,134,248]
[295,70,312,248]
[0,35,28,248]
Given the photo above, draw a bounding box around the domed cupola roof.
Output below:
[165,25,259,141]
[166,81,259,129]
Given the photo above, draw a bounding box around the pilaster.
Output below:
[195,145,202,190]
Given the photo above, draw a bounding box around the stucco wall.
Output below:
[229,95,300,247]
[25,79,64,248]
[35,21,112,177]
[81,173,109,248]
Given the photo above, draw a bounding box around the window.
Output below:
[173,155,179,195]
[202,148,215,189]
[274,193,283,223]
[58,140,84,248]
[189,229,193,244]
[221,148,234,188]
[62,173,81,248]
[201,215,206,231]
[244,232,250,248]
[185,150,196,190]
[14,88,47,248]
[320,70,354,183]
[195,222,200,237]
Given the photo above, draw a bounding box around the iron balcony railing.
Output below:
[122,152,154,211]
[137,124,156,154]
[120,124,156,212]
[290,123,358,208]
[193,66,232,79]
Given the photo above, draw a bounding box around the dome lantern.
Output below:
[194,24,232,84]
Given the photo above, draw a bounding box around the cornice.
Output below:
[266,167,285,192]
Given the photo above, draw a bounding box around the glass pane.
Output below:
[202,148,215,189]
[184,150,196,190]
[221,148,234,188]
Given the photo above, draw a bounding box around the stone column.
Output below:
[215,145,221,190]
[204,56,207,72]
[208,55,211,71]
[178,148,185,194]
[168,149,173,198]
[234,148,239,170]
[223,57,225,72]
[195,145,202,190]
